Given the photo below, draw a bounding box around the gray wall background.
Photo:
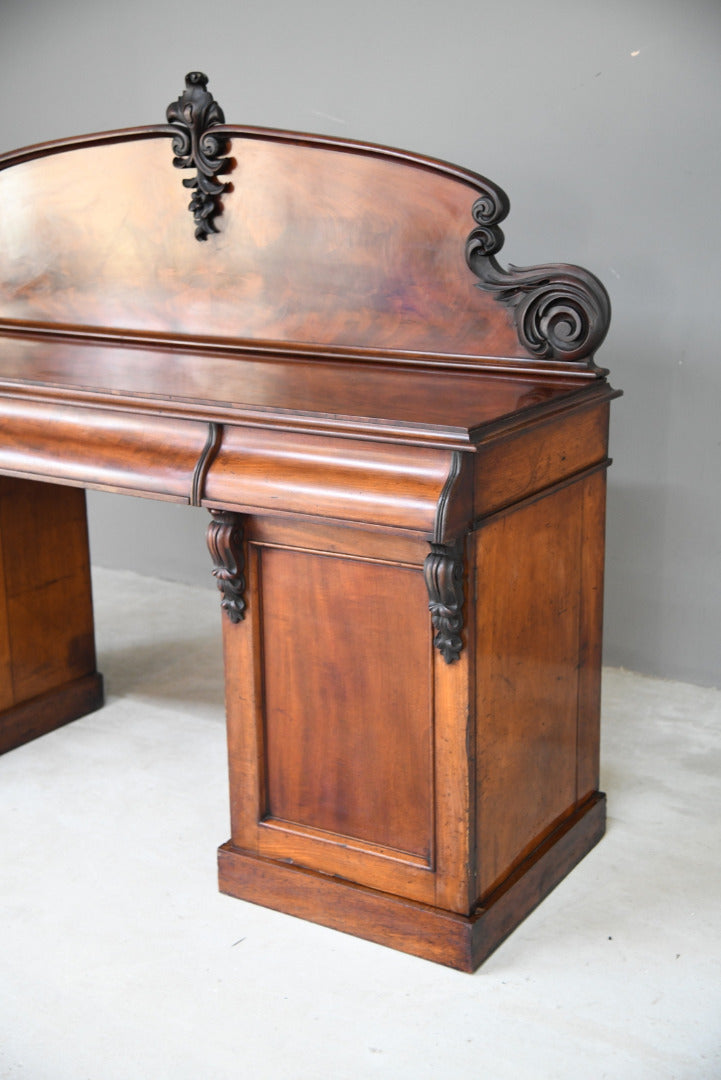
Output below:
[1,0,719,687]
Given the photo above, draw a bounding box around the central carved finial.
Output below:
[166,71,229,240]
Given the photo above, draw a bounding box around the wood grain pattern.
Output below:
[0,114,613,374]
[218,793,606,972]
[576,468,608,802]
[0,478,103,751]
[203,425,458,534]
[0,135,526,361]
[0,510,13,712]
[259,546,433,859]
[220,524,439,904]
[0,332,598,449]
[473,482,587,899]
[0,102,619,968]
[430,600,476,914]
[473,398,611,520]
[0,397,210,501]
[0,673,104,756]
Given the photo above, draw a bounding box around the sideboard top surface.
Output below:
[0,330,611,450]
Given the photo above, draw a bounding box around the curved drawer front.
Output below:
[0,397,208,501]
[203,424,458,534]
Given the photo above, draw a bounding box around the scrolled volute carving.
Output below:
[465,194,611,365]
[424,541,464,664]
[465,189,510,258]
[166,71,229,240]
[207,510,246,623]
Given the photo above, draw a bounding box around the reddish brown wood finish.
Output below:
[0,135,526,361]
[213,392,617,964]
[222,524,440,904]
[0,105,619,970]
[260,548,433,860]
[576,468,608,802]
[0,396,210,500]
[219,793,606,972]
[202,425,457,532]
[473,483,589,898]
[0,332,590,444]
[472,396,612,519]
[0,478,103,752]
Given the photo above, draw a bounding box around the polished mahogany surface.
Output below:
[0,332,588,440]
[0,136,526,359]
[0,477,103,753]
[0,75,618,970]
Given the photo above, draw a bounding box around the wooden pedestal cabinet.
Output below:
[214,391,615,971]
[0,71,619,970]
[0,478,103,754]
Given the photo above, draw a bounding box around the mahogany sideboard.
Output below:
[0,73,620,971]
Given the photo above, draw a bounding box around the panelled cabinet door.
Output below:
[221,519,474,912]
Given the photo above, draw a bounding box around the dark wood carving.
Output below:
[191,422,222,507]
[465,194,611,365]
[207,510,246,622]
[424,540,465,663]
[166,72,229,240]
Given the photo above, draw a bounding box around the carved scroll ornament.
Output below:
[424,541,464,664]
[465,187,611,365]
[166,72,229,240]
[207,510,246,623]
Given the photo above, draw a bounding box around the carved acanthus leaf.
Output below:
[166,72,229,240]
[424,541,464,663]
[207,510,246,623]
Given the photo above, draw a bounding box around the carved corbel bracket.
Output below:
[166,71,229,240]
[207,510,246,623]
[424,540,465,664]
[465,188,611,366]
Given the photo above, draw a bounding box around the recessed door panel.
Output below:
[258,546,434,863]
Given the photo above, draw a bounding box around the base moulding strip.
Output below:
[0,672,104,755]
[218,792,606,972]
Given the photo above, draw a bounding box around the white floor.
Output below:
[1,569,719,1080]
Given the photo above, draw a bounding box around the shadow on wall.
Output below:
[88,491,211,588]
[604,480,668,676]
[604,478,720,688]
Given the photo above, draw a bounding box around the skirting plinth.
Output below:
[218,793,606,973]
[0,672,104,755]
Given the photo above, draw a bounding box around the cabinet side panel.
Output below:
[259,546,434,861]
[576,469,608,801]
[0,499,13,711]
[0,479,97,704]
[474,402,610,519]
[474,484,583,899]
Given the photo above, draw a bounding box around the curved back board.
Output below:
[0,74,610,375]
